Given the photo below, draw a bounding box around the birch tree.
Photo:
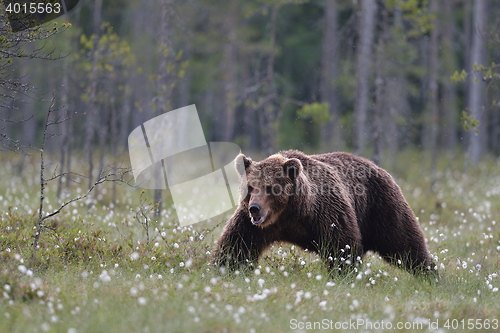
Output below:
[354,0,377,155]
[440,0,458,151]
[467,0,487,164]
[427,0,440,181]
[320,0,341,151]
[223,1,238,142]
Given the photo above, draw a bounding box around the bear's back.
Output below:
[279,150,403,228]
[279,150,383,184]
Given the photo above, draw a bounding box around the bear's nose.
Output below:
[249,204,261,216]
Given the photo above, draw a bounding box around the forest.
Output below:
[0,1,500,332]
[1,0,499,165]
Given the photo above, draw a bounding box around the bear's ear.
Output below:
[235,154,252,177]
[283,158,302,181]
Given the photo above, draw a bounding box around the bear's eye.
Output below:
[265,186,273,195]
[247,186,254,194]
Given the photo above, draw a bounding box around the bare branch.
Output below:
[42,167,131,221]
[0,132,29,155]
[30,93,133,255]
[45,170,87,183]
[0,114,33,123]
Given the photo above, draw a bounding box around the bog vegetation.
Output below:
[0,151,499,332]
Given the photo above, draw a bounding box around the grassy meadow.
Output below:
[0,150,499,332]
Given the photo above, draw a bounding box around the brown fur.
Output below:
[214,150,435,274]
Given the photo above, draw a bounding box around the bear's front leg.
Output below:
[213,207,268,271]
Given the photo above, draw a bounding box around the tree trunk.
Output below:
[492,102,500,154]
[84,0,103,189]
[463,0,472,151]
[93,0,102,35]
[98,97,109,175]
[57,55,70,199]
[440,0,458,151]
[119,90,131,150]
[320,0,341,152]
[22,103,36,147]
[241,55,259,152]
[260,5,278,157]
[223,2,238,142]
[372,8,388,166]
[354,0,377,155]
[111,94,118,204]
[154,0,170,215]
[84,50,98,189]
[467,0,487,164]
[384,7,406,166]
[428,0,440,182]
[63,11,80,192]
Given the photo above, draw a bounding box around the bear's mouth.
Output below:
[251,216,265,225]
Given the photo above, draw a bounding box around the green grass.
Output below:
[0,151,499,332]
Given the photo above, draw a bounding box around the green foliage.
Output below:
[452,61,500,84]
[78,22,135,103]
[450,69,467,82]
[6,0,500,161]
[297,102,331,124]
[385,0,433,37]
[462,110,480,134]
[452,59,500,136]
[80,23,135,71]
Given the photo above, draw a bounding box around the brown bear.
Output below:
[214,150,435,274]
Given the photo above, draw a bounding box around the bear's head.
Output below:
[235,153,304,228]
